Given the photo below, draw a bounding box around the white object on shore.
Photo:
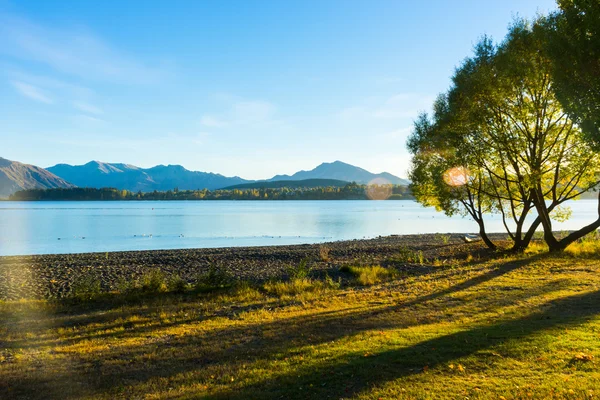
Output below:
[463,234,482,243]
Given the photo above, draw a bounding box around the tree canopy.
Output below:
[547,0,600,145]
[408,16,600,252]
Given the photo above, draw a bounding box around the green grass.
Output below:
[2,251,600,399]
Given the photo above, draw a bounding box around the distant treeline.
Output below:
[8,183,414,201]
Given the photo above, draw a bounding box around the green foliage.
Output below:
[392,246,425,265]
[436,233,451,244]
[8,183,414,201]
[194,265,233,292]
[286,258,312,280]
[70,273,102,301]
[547,1,600,143]
[407,16,600,252]
[140,269,168,294]
[167,274,189,293]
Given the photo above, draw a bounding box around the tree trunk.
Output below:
[477,220,497,250]
[550,191,600,252]
[532,188,561,251]
[511,216,541,252]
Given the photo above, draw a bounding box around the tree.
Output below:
[408,19,600,252]
[547,0,600,145]
[408,108,499,250]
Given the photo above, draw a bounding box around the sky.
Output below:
[0,0,558,180]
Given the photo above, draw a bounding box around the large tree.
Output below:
[547,0,600,145]
[408,19,600,252]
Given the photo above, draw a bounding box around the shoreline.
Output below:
[0,233,504,300]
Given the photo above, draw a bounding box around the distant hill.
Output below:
[0,157,74,198]
[270,161,410,186]
[223,178,350,190]
[47,161,251,192]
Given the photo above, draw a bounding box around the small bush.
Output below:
[436,234,451,244]
[393,247,425,265]
[324,273,341,289]
[195,265,233,292]
[141,269,168,293]
[319,246,331,262]
[339,265,351,273]
[345,265,395,286]
[167,274,189,293]
[286,258,312,280]
[70,273,102,300]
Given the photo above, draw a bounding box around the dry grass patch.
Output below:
[342,265,396,286]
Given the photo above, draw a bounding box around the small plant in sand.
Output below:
[437,234,451,244]
[319,245,331,262]
[393,247,425,265]
[286,258,312,280]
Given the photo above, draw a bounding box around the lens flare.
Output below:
[366,178,392,200]
[443,166,470,187]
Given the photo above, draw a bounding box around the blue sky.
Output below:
[1,0,557,180]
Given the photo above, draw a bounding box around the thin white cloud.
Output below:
[11,80,53,103]
[0,13,167,84]
[74,101,103,115]
[201,98,280,129]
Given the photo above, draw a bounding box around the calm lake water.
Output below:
[0,200,597,256]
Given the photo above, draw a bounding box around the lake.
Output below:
[0,200,597,256]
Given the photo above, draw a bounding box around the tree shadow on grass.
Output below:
[214,288,600,399]
[0,254,560,399]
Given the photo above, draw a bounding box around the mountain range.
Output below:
[47,161,248,193]
[269,161,409,186]
[0,158,409,197]
[0,157,74,198]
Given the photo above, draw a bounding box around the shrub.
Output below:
[141,269,168,293]
[393,247,425,265]
[319,246,331,262]
[339,265,351,273]
[70,272,102,300]
[195,265,233,292]
[286,258,312,280]
[167,274,189,293]
[324,273,341,289]
[436,234,451,244]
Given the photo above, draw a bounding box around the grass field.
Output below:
[2,241,600,399]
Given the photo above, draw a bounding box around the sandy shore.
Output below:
[0,233,502,300]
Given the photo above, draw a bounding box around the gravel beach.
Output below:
[0,233,502,300]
